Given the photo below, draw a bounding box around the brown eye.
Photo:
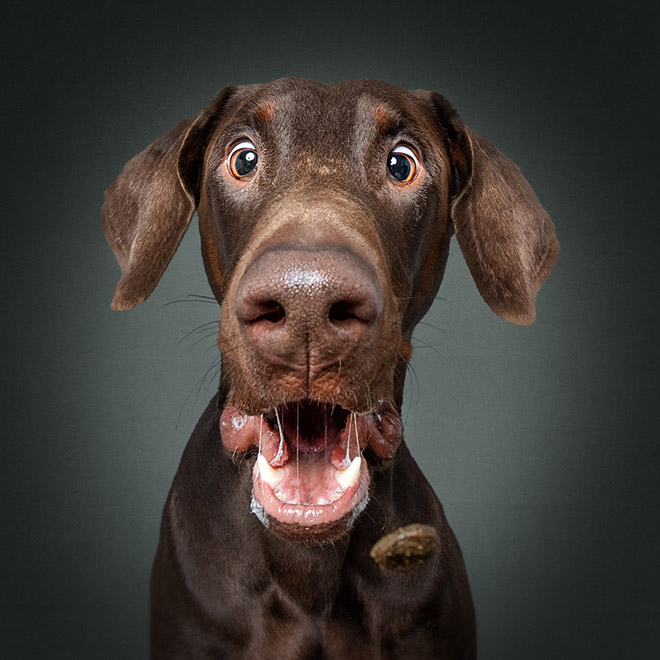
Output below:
[229,140,258,178]
[387,145,419,183]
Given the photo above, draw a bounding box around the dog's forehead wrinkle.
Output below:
[270,88,359,159]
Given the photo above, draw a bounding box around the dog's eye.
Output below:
[229,141,258,178]
[387,145,419,183]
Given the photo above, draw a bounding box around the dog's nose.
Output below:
[234,247,382,371]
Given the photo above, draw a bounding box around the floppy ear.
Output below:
[101,87,235,310]
[432,94,559,325]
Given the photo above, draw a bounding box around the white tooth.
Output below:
[257,454,284,487]
[335,456,361,490]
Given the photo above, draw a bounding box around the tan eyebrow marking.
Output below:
[372,103,398,133]
[254,100,276,123]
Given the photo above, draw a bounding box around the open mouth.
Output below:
[220,399,402,532]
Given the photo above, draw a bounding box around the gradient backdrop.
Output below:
[3,1,659,658]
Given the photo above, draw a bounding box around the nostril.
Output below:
[251,301,285,325]
[329,300,361,324]
[235,294,287,327]
[328,298,378,329]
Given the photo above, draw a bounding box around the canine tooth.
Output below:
[335,456,361,490]
[257,454,284,487]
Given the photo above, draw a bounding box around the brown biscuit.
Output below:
[370,523,439,570]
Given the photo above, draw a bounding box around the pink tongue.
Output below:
[274,453,341,505]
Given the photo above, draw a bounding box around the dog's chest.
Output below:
[197,582,444,660]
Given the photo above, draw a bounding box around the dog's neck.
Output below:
[259,530,350,611]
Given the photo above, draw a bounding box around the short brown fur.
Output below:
[101,78,558,659]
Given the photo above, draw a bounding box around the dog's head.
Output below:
[102,78,558,544]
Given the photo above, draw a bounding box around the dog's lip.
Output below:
[219,398,403,528]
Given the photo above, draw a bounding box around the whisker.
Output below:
[416,320,447,334]
[396,348,419,419]
[363,379,373,411]
[161,298,219,308]
[191,331,220,348]
[404,361,420,421]
[410,337,449,363]
[176,319,220,346]
[176,355,221,429]
[393,294,452,304]
[185,294,217,301]
[367,493,388,533]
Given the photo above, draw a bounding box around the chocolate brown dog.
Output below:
[102,78,558,659]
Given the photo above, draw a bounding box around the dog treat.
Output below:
[370,523,439,570]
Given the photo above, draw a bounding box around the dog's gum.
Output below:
[370,523,439,570]
[332,416,370,468]
[369,408,403,458]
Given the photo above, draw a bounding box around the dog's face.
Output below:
[102,78,558,544]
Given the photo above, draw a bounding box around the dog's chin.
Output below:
[220,399,403,545]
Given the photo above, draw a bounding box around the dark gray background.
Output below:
[3,0,658,657]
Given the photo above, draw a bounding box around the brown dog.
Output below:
[102,78,558,659]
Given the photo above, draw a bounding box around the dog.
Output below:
[102,78,558,659]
